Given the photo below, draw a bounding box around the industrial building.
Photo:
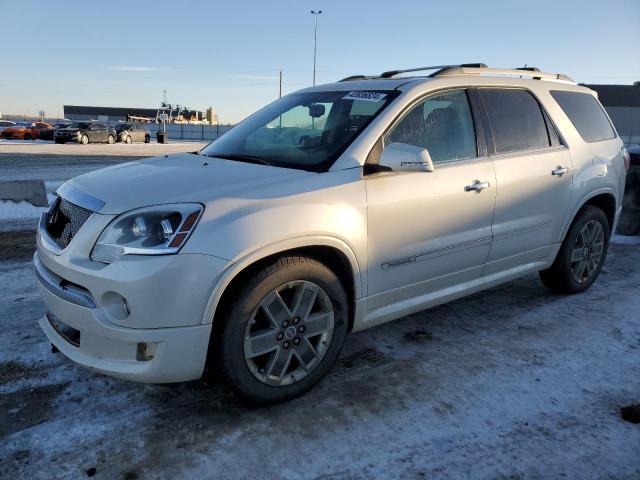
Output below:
[63,105,207,124]
[586,83,640,146]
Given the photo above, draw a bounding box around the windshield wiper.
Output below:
[204,153,273,166]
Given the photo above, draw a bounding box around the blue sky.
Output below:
[2,0,639,123]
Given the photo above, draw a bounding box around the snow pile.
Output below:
[0,194,55,219]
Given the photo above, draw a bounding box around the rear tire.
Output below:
[24,133,31,140]
[216,256,349,404]
[539,205,610,294]
[144,135,150,144]
[107,134,114,144]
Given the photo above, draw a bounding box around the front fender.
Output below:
[198,234,363,325]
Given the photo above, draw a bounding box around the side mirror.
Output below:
[379,142,434,172]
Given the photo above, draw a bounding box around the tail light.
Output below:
[622,147,630,171]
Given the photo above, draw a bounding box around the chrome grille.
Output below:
[45,197,93,249]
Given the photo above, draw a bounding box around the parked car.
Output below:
[37,123,66,141]
[115,123,151,143]
[54,122,116,144]
[34,64,628,404]
[0,120,16,132]
[1,121,53,140]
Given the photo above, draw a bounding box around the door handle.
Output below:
[552,166,568,177]
[464,180,490,193]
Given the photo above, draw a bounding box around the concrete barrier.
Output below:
[0,180,48,207]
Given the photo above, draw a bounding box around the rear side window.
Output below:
[480,89,550,154]
[550,91,616,142]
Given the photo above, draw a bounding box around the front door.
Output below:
[366,89,497,310]
[476,88,573,274]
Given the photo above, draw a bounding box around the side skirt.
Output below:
[352,258,553,333]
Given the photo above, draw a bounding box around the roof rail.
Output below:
[380,63,487,79]
[339,75,375,82]
[432,66,575,84]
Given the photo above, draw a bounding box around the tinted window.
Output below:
[550,90,615,142]
[480,89,550,154]
[385,89,476,163]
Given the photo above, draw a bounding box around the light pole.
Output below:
[311,10,322,86]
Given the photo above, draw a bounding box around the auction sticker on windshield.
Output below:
[343,91,387,102]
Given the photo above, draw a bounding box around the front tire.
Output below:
[80,134,89,145]
[125,135,132,144]
[539,205,610,294]
[216,256,349,404]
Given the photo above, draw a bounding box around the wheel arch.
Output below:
[200,236,362,332]
[561,189,617,240]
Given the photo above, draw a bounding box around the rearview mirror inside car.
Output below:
[379,142,434,172]
[308,104,326,118]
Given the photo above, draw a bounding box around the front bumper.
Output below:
[38,309,212,383]
[34,216,230,382]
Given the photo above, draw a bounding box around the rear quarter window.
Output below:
[550,91,616,142]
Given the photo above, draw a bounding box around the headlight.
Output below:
[90,203,203,263]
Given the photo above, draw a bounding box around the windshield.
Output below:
[200,90,399,172]
[116,123,132,132]
[70,122,90,129]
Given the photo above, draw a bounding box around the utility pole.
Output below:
[310,10,322,86]
[279,68,283,99]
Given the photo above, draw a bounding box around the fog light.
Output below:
[136,342,155,361]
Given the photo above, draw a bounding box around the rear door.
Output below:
[94,123,108,142]
[477,88,573,274]
[134,125,144,142]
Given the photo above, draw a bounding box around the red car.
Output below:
[1,121,53,140]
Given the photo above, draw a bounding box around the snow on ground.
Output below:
[1,242,639,479]
[613,234,640,245]
[0,195,55,220]
[0,139,208,157]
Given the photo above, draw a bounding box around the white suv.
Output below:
[34,64,629,403]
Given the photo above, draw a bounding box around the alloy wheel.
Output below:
[570,219,605,283]
[243,280,335,386]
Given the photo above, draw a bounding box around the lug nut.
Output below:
[298,325,305,333]
[277,332,284,341]
[283,341,290,349]
[292,317,300,324]
[293,338,301,345]
[282,320,289,328]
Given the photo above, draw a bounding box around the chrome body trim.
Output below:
[38,212,65,255]
[382,236,493,270]
[57,183,105,213]
[33,252,96,309]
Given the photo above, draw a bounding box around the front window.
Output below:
[385,89,477,164]
[200,90,399,171]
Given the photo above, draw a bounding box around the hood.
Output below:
[61,152,314,214]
